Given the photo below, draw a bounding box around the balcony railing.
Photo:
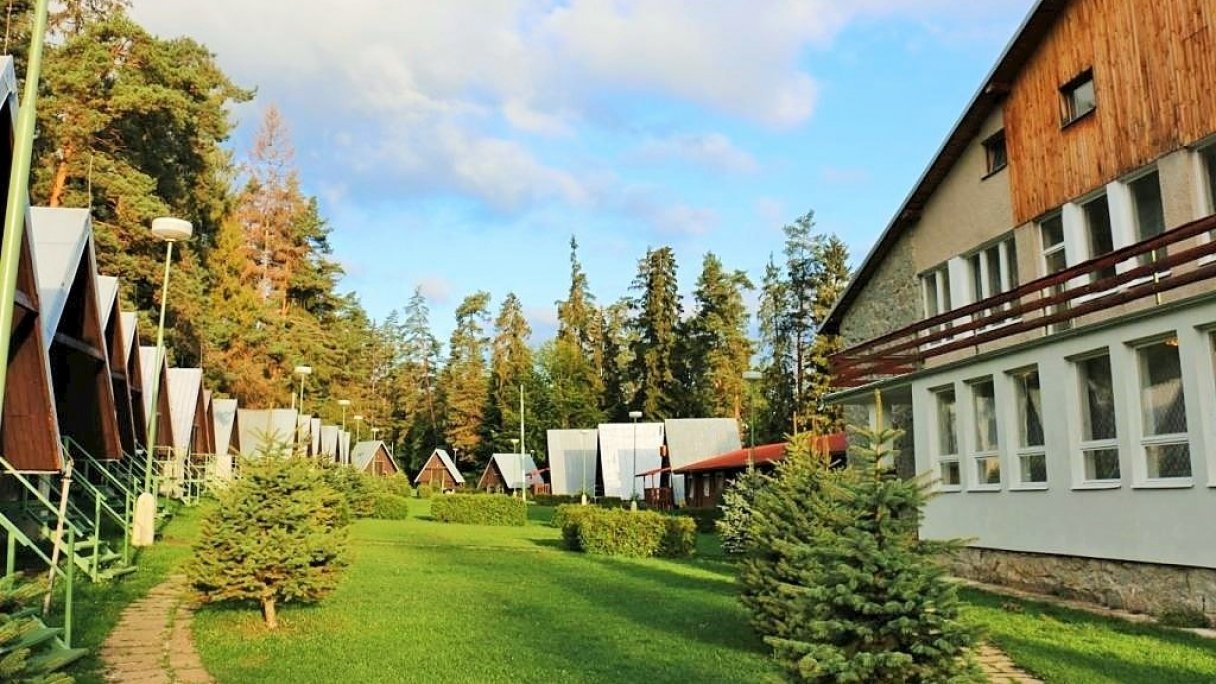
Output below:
[830,213,1216,388]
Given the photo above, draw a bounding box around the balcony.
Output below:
[830,213,1216,388]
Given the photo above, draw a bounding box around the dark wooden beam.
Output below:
[53,331,105,362]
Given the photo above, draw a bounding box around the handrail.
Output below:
[0,457,84,539]
[831,213,1216,387]
[65,437,136,498]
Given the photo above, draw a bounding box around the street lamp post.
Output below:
[743,370,762,469]
[353,414,364,442]
[337,399,351,431]
[628,410,642,511]
[135,217,192,547]
[510,437,520,497]
[293,365,312,412]
[580,429,592,506]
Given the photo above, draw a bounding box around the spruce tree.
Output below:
[188,451,350,630]
[757,256,795,442]
[440,292,492,465]
[740,422,980,683]
[487,293,535,452]
[555,236,603,419]
[629,246,682,419]
[682,253,753,418]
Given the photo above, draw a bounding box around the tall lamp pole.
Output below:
[510,437,520,497]
[293,365,312,412]
[743,370,762,469]
[144,217,193,492]
[338,399,351,431]
[580,429,592,506]
[628,410,642,511]
[353,414,364,441]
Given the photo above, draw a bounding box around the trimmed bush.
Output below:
[562,508,696,559]
[380,475,414,499]
[659,516,697,558]
[416,484,436,499]
[533,493,625,508]
[371,493,411,520]
[431,494,526,526]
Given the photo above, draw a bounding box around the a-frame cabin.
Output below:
[97,275,138,457]
[350,441,400,477]
[30,207,122,461]
[167,368,208,456]
[139,346,173,453]
[413,448,464,491]
[0,59,59,472]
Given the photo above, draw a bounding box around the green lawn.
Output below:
[62,501,206,684]
[192,499,782,684]
[961,588,1216,684]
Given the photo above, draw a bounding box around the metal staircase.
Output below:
[0,457,135,583]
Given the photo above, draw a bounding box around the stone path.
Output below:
[99,575,213,684]
[977,643,1043,683]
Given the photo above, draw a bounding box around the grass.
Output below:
[60,500,206,684]
[961,587,1216,683]
[192,499,781,684]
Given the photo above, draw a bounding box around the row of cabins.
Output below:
[823,0,1216,616]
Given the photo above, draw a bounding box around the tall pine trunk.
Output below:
[49,145,73,207]
[262,596,278,629]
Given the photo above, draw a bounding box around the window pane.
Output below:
[1139,340,1187,436]
[1083,448,1120,480]
[1084,197,1116,279]
[1044,249,1068,275]
[940,269,952,310]
[940,460,961,486]
[924,275,939,317]
[1015,370,1044,447]
[1078,355,1116,441]
[1147,443,1192,479]
[986,247,1002,295]
[1131,172,1166,265]
[1005,240,1020,289]
[936,390,958,456]
[972,380,998,452]
[977,456,1001,484]
[1205,147,1216,215]
[1041,215,1065,249]
[970,254,983,301]
[1020,453,1047,483]
[1069,77,1096,119]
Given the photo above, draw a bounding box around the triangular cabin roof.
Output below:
[166,368,204,453]
[296,414,313,455]
[338,429,351,465]
[212,398,238,456]
[0,58,60,471]
[310,417,321,455]
[350,440,399,474]
[823,0,1064,332]
[662,418,742,505]
[138,346,173,449]
[235,407,299,456]
[481,453,541,490]
[97,275,139,456]
[545,428,598,496]
[413,448,464,485]
[30,207,122,460]
[319,425,339,461]
[597,422,665,499]
[203,390,217,453]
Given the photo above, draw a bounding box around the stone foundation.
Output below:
[951,547,1216,619]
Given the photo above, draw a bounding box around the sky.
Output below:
[129,0,1032,342]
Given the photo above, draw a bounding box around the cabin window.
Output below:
[1201,145,1216,217]
[933,387,960,488]
[921,266,952,322]
[1010,368,1047,485]
[1137,338,1191,479]
[1061,70,1096,125]
[970,379,1001,486]
[1077,352,1119,481]
[983,130,1007,176]
[1040,214,1068,275]
[1129,170,1166,265]
[1082,194,1116,280]
[967,237,1018,319]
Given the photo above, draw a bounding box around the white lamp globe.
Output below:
[150,217,192,242]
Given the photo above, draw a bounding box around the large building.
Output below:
[823,0,1216,616]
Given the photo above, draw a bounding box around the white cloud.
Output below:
[633,133,759,174]
[415,276,454,306]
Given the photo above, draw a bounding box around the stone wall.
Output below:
[951,547,1216,619]
[838,231,919,349]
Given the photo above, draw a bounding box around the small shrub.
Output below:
[321,465,378,517]
[1159,605,1210,628]
[416,484,436,499]
[431,494,526,526]
[371,493,411,520]
[553,504,601,550]
[659,516,697,558]
[577,508,665,558]
[380,475,414,499]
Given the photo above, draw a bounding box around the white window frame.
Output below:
[1193,141,1216,264]
[1131,335,1194,485]
[1070,349,1123,489]
[967,377,1002,491]
[966,236,1019,328]
[1008,366,1048,489]
[930,385,962,492]
[1109,166,1168,283]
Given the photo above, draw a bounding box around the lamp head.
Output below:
[628,410,642,420]
[353,414,363,422]
[151,217,193,242]
[337,399,351,407]
[294,365,313,377]
[742,370,762,381]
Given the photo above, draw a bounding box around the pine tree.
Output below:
[740,419,980,683]
[440,292,491,465]
[188,450,350,630]
[487,293,534,452]
[629,246,682,419]
[805,235,850,434]
[598,301,633,422]
[681,253,753,418]
[555,236,603,419]
[717,466,767,555]
[536,339,603,430]
[0,575,75,683]
[757,256,794,443]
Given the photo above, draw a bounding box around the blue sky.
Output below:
[132,0,1031,342]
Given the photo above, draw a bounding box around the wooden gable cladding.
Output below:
[34,210,124,461]
[1005,0,1216,223]
[122,313,147,451]
[99,277,138,457]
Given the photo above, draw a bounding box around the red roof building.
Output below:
[673,434,848,508]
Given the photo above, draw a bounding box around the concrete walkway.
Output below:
[977,643,1043,683]
[99,575,213,684]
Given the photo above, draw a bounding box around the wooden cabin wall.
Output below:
[418,457,455,489]
[1005,0,1216,223]
[4,311,59,471]
[126,347,147,451]
[479,463,505,491]
[371,450,396,477]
